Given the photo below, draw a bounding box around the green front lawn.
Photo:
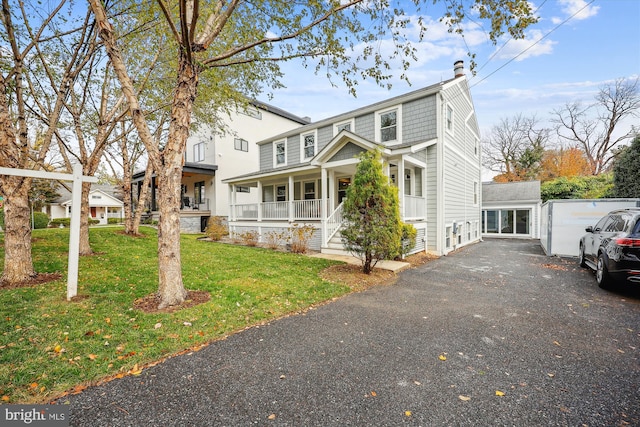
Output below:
[0,227,347,403]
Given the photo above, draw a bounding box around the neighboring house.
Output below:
[481,180,542,239]
[132,101,310,233]
[46,184,124,225]
[224,61,482,256]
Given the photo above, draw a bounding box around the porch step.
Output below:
[320,246,352,256]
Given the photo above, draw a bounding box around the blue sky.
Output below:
[267,0,640,141]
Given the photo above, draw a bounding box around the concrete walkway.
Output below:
[309,252,411,273]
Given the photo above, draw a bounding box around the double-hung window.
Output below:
[274,140,286,166]
[446,105,454,134]
[302,132,316,160]
[380,110,397,142]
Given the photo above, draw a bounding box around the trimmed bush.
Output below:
[205,216,229,241]
[50,218,71,228]
[33,212,50,229]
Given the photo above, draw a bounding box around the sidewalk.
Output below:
[309,252,411,273]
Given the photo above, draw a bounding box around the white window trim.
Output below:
[234,138,249,152]
[194,142,205,162]
[473,180,479,206]
[334,119,355,136]
[273,139,286,167]
[374,105,402,144]
[300,130,317,162]
[445,104,454,136]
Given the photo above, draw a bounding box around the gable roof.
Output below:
[255,76,459,146]
[53,184,123,205]
[482,181,541,203]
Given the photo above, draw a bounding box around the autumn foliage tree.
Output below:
[538,146,591,181]
[341,150,402,274]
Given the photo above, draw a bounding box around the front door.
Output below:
[337,177,351,204]
[90,207,97,218]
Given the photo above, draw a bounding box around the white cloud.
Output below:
[493,29,556,61]
[558,0,600,20]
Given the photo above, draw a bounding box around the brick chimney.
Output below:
[454,60,464,78]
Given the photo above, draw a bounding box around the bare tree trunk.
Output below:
[1,177,36,284]
[155,52,197,308]
[79,181,93,255]
[130,161,153,235]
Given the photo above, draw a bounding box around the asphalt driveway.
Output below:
[64,239,640,426]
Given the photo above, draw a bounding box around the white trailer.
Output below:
[540,198,640,257]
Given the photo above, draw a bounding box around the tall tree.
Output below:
[0,1,93,284]
[553,77,640,175]
[613,134,640,197]
[483,114,548,182]
[341,150,402,274]
[89,0,537,307]
[538,145,591,182]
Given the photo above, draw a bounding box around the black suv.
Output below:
[578,208,640,289]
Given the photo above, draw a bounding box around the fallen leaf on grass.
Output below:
[130,364,142,376]
[87,354,97,360]
[1,395,10,402]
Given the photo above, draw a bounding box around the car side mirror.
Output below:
[585,226,593,233]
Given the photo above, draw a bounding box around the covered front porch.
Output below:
[226,133,428,253]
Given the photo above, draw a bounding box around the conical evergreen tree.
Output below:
[341,149,402,274]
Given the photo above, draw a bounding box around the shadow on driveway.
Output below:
[66,239,640,426]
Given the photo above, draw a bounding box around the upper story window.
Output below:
[302,131,316,160]
[234,138,248,152]
[446,105,454,133]
[380,110,397,142]
[334,119,354,135]
[274,140,286,166]
[375,106,401,143]
[241,107,262,120]
[194,142,205,162]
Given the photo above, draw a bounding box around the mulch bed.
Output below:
[0,273,63,290]
[133,290,211,313]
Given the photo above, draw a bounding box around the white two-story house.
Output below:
[132,101,310,232]
[224,61,482,256]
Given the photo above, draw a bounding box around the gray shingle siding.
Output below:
[260,143,273,170]
[318,125,332,152]
[288,134,300,165]
[402,96,437,144]
[330,142,366,162]
[355,113,375,141]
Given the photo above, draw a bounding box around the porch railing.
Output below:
[325,202,344,243]
[234,203,258,219]
[404,195,426,220]
[233,199,325,221]
[262,201,288,219]
[293,199,322,220]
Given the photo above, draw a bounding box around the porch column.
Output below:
[288,175,294,222]
[321,167,328,246]
[228,185,236,221]
[398,158,405,218]
[328,170,335,210]
[257,181,263,222]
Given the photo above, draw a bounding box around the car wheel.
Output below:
[578,243,587,268]
[596,253,613,290]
